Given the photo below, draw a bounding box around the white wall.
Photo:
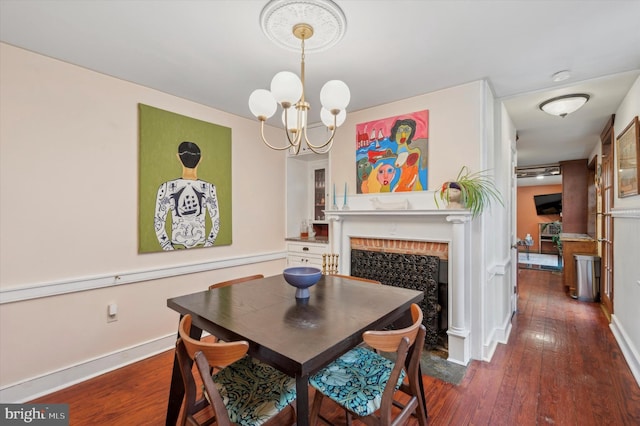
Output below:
[327,80,513,362]
[610,76,640,385]
[329,81,483,189]
[0,43,287,401]
[479,91,517,361]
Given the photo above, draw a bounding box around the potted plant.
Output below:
[434,166,503,218]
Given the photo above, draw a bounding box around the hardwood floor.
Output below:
[30,269,640,425]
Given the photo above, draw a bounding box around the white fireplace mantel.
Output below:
[325,208,471,218]
[325,205,473,365]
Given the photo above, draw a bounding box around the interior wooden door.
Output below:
[600,124,614,318]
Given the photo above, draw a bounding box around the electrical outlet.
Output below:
[107,303,118,323]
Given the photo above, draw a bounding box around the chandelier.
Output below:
[248,0,350,155]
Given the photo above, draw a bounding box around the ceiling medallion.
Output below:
[551,70,571,82]
[260,0,347,53]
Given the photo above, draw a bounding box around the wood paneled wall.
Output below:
[561,159,589,234]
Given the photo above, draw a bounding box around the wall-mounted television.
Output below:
[534,193,562,215]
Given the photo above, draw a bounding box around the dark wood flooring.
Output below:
[30,269,640,425]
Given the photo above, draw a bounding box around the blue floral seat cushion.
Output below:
[212,356,297,426]
[309,346,406,417]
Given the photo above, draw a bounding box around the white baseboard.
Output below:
[610,314,640,387]
[0,333,177,403]
[482,313,512,362]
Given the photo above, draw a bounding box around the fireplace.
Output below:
[326,195,472,365]
[348,238,448,349]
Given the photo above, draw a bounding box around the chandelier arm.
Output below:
[259,120,297,151]
[291,139,302,155]
[304,114,338,151]
[307,137,333,154]
[305,127,337,153]
[283,107,303,148]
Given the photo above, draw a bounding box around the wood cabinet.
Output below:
[561,235,597,295]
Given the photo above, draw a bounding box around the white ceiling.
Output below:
[2,0,639,172]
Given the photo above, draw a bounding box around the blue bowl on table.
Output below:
[283,267,322,299]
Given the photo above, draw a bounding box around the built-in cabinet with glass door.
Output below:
[285,126,331,266]
[313,167,326,222]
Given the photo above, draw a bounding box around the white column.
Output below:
[328,215,344,271]
[446,214,471,365]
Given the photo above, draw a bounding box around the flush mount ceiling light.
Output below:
[539,94,590,118]
[248,0,349,155]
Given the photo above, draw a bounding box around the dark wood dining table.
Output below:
[165,274,424,426]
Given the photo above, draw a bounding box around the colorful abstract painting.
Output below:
[356,110,429,193]
[138,104,232,253]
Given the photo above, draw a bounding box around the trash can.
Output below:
[573,254,601,302]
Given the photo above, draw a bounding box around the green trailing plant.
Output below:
[541,221,563,253]
[551,234,563,253]
[434,166,503,218]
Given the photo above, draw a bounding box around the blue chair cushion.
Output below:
[212,356,296,426]
[309,346,405,417]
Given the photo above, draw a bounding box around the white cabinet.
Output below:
[286,241,326,268]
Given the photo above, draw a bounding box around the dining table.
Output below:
[165,273,424,426]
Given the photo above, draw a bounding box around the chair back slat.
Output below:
[332,274,381,284]
[209,274,264,290]
[362,304,423,352]
[179,314,248,369]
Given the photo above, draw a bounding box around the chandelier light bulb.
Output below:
[270,71,303,106]
[320,79,350,111]
[321,107,346,128]
[248,89,277,119]
[282,105,307,131]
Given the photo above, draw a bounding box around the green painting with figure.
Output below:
[355,110,429,194]
[138,104,232,253]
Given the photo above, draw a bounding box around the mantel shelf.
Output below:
[324,209,473,218]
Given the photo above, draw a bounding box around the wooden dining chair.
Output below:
[332,274,381,285]
[176,314,297,426]
[208,274,264,290]
[309,304,427,426]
